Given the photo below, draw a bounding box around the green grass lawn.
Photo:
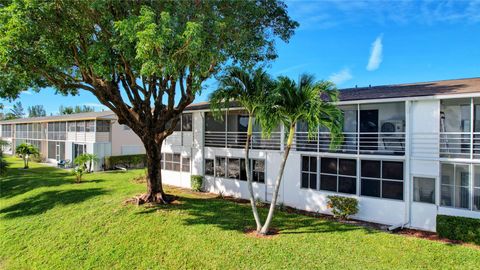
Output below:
[1,157,479,269]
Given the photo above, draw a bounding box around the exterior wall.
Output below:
[110,122,145,156]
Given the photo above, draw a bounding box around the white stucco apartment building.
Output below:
[2,77,480,232]
[0,111,145,170]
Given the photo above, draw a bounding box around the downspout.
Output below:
[200,112,205,177]
[404,100,413,229]
[389,100,412,231]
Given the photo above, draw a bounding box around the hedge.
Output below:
[191,175,203,192]
[436,215,480,245]
[105,154,147,170]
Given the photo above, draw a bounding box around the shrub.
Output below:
[326,195,359,220]
[437,215,480,245]
[105,154,147,170]
[71,166,85,183]
[31,154,46,163]
[191,175,203,192]
[0,156,7,175]
[15,143,39,169]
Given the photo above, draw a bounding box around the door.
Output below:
[360,110,379,152]
[55,143,61,161]
[411,176,438,231]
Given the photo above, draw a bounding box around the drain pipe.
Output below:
[390,101,412,232]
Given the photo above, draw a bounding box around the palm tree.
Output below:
[209,67,275,232]
[84,153,99,172]
[257,74,344,235]
[15,143,39,169]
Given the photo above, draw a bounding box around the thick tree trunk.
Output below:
[245,115,263,231]
[259,124,295,235]
[136,136,172,205]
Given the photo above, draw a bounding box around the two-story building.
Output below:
[0,111,145,170]
[2,77,480,232]
[162,77,480,232]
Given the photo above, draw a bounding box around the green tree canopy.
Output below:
[0,0,298,203]
[28,105,47,117]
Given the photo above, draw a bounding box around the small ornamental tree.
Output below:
[257,74,344,235]
[0,0,298,204]
[15,143,40,169]
[84,153,99,172]
[209,67,274,231]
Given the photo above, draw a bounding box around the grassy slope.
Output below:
[1,157,479,269]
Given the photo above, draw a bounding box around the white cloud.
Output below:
[21,90,33,95]
[329,68,353,85]
[274,63,309,75]
[366,35,383,71]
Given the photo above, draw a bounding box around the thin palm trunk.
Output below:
[245,115,263,231]
[260,124,295,235]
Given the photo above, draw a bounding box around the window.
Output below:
[474,165,480,211]
[205,159,214,176]
[96,120,110,132]
[182,113,192,131]
[252,159,265,183]
[319,158,357,194]
[215,157,226,177]
[413,177,436,204]
[172,154,181,171]
[76,121,85,132]
[209,157,264,182]
[301,156,317,189]
[1,124,12,137]
[86,120,95,132]
[162,153,182,172]
[68,121,76,132]
[48,141,65,160]
[161,153,165,170]
[441,163,470,209]
[228,158,241,180]
[361,160,404,200]
[182,157,190,172]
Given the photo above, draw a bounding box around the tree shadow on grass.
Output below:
[135,195,374,236]
[0,188,108,219]
[1,166,73,199]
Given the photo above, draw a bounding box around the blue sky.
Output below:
[2,0,480,115]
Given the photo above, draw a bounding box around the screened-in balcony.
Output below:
[293,102,406,156]
[204,111,281,150]
[439,98,480,159]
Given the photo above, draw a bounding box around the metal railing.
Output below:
[293,131,406,156]
[439,132,480,159]
[205,131,282,150]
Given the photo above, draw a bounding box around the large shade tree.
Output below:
[0,0,298,203]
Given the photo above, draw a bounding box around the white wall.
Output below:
[110,122,145,156]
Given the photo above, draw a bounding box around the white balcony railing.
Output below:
[205,131,282,150]
[439,132,480,159]
[293,132,405,156]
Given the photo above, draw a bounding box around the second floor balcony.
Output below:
[204,102,406,156]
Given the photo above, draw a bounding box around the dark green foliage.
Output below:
[0,156,7,175]
[327,195,359,220]
[4,101,24,119]
[27,105,46,117]
[0,0,297,198]
[105,154,147,170]
[190,175,203,192]
[437,215,480,245]
[59,105,95,115]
